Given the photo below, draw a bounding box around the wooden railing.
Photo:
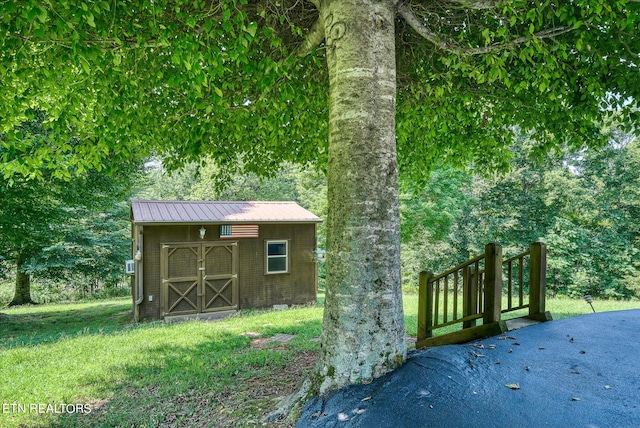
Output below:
[501,242,547,317]
[416,242,550,349]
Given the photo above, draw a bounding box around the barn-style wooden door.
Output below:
[202,242,238,313]
[161,242,238,317]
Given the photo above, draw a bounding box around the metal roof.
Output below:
[131,200,322,224]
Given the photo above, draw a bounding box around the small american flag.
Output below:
[220,224,259,239]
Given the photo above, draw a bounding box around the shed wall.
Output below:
[136,223,317,319]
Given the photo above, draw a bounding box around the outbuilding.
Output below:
[130,200,322,321]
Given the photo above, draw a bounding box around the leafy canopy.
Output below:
[1,0,326,183]
[1,0,639,183]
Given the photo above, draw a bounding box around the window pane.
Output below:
[268,257,287,273]
[268,242,287,256]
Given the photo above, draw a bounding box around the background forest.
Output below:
[1,130,639,305]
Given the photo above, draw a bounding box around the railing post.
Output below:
[483,243,503,325]
[529,242,547,317]
[463,266,476,329]
[418,271,433,341]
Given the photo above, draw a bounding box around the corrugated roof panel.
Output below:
[131,200,322,224]
[184,202,200,222]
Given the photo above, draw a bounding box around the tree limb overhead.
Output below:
[447,0,500,9]
[397,2,574,55]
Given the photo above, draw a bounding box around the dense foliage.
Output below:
[0,113,140,305]
[401,133,640,300]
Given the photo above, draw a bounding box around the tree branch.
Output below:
[397,3,461,53]
[398,2,574,56]
[446,0,499,9]
[294,16,325,57]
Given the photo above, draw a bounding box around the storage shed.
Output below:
[130,200,322,321]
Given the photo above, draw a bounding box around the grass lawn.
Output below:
[0,294,638,427]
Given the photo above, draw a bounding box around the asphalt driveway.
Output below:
[298,309,640,428]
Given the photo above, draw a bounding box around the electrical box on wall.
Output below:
[125,260,135,274]
[313,250,326,262]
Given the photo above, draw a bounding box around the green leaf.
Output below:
[79,57,91,75]
[37,7,48,24]
[482,28,491,44]
[85,13,96,28]
[245,22,258,38]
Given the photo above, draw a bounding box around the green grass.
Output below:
[402,289,640,337]
[545,295,640,318]
[0,294,638,427]
[0,299,133,348]
[0,299,323,427]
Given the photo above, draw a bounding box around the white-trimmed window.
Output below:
[266,240,288,274]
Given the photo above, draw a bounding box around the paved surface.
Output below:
[298,309,640,428]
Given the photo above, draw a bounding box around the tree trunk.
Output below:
[315,0,405,394]
[10,254,35,306]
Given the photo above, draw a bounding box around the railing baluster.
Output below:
[519,256,524,308]
[474,261,481,313]
[435,278,440,326]
[453,270,459,321]
[443,275,449,324]
[508,260,513,311]
[463,265,476,328]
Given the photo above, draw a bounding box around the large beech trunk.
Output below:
[314,0,406,394]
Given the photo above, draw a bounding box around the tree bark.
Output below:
[9,253,35,306]
[315,0,405,394]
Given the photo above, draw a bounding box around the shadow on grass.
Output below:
[0,300,134,349]
[29,312,321,427]
[47,319,321,428]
